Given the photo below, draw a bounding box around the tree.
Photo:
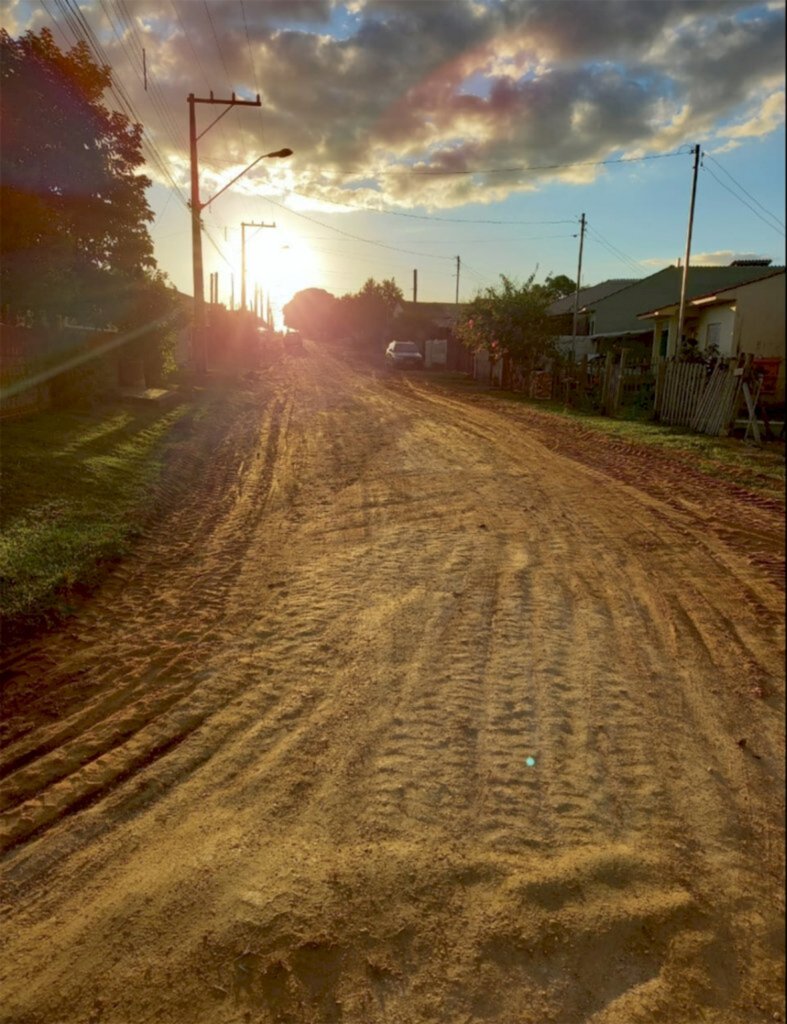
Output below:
[457,274,557,381]
[283,288,339,339]
[0,27,155,321]
[345,278,404,348]
[544,273,576,299]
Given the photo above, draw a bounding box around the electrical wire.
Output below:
[240,0,264,142]
[701,162,786,238]
[203,0,231,85]
[169,0,234,154]
[51,0,240,277]
[286,187,577,225]
[407,149,690,176]
[53,0,190,213]
[585,224,645,275]
[703,152,785,231]
[261,195,458,262]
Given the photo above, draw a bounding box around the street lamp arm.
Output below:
[201,149,294,210]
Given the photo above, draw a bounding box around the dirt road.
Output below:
[1,343,784,1024]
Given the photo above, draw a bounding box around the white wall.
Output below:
[694,304,736,356]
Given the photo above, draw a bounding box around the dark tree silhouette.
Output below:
[0,27,155,321]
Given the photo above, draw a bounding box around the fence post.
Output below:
[601,349,614,415]
[653,358,665,417]
[579,353,588,402]
[613,348,628,416]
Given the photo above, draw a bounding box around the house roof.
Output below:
[547,279,637,317]
[637,267,786,319]
[580,265,787,333]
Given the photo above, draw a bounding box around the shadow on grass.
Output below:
[1,398,190,636]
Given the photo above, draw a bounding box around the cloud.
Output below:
[5,0,784,211]
[641,249,773,267]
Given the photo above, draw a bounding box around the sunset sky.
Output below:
[3,0,785,323]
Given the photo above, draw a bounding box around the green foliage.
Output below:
[457,274,557,372]
[0,402,187,629]
[283,288,338,339]
[544,273,576,298]
[283,278,404,346]
[0,27,155,322]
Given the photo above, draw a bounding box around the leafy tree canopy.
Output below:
[544,273,576,298]
[457,274,557,368]
[0,27,155,321]
[282,279,404,345]
[282,287,338,338]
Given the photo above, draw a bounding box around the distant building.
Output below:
[547,279,639,358]
[575,263,786,361]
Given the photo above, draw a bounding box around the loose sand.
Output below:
[1,344,784,1023]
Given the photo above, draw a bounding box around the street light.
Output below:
[188,89,293,374]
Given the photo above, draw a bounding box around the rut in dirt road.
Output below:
[1,343,784,1024]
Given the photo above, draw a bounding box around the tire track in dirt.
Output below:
[1,348,783,1024]
[0,384,297,853]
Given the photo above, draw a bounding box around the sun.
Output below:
[246,231,322,329]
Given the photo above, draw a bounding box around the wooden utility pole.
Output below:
[455,256,461,305]
[413,269,418,303]
[571,213,586,360]
[241,221,276,312]
[676,144,700,356]
[187,90,265,375]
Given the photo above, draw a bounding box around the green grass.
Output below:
[1,400,189,630]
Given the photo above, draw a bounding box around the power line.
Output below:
[701,162,785,238]
[286,187,577,225]
[262,195,457,262]
[53,0,190,213]
[169,0,233,154]
[408,149,690,176]
[240,0,264,143]
[585,224,644,275]
[203,0,231,85]
[703,152,785,231]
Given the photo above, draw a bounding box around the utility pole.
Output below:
[571,213,586,360]
[187,90,268,375]
[230,273,234,311]
[455,256,461,305]
[241,220,276,312]
[413,269,418,303]
[676,144,701,356]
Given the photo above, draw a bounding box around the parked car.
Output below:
[385,340,423,370]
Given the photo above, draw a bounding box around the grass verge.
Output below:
[1,399,190,636]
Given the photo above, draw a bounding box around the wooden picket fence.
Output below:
[654,356,748,435]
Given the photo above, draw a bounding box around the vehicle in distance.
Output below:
[385,340,423,369]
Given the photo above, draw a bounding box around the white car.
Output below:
[385,340,423,369]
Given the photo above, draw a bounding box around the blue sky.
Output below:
[3,1,785,320]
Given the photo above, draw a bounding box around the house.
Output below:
[547,279,638,358]
[638,268,785,401]
[578,263,784,360]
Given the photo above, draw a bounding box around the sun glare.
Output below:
[245,231,322,329]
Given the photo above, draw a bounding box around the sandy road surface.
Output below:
[1,343,784,1024]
